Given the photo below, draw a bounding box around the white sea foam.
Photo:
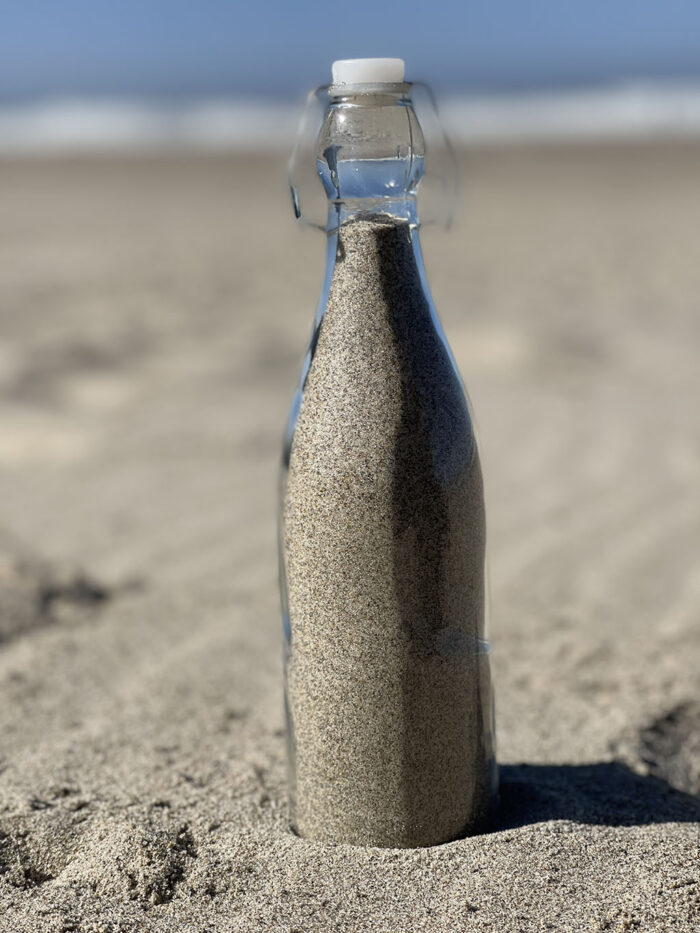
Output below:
[442,82,700,143]
[1,82,700,154]
[0,99,298,154]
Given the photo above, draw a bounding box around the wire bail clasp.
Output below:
[288,85,332,231]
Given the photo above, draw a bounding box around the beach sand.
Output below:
[0,143,698,931]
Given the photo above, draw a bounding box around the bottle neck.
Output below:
[316,90,425,232]
[319,151,423,232]
[326,197,419,231]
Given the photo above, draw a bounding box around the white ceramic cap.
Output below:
[331,58,405,86]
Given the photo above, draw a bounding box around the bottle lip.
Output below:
[327,81,412,100]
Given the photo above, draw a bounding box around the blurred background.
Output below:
[3,0,700,149]
[1,2,699,924]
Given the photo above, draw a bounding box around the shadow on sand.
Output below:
[497,762,700,829]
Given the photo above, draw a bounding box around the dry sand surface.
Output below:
[0,144,698,931]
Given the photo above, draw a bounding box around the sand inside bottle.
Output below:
[282,214,493,847]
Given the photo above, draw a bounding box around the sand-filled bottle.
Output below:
[279,58,496,847]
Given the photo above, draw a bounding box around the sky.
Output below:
[2,0,700,101]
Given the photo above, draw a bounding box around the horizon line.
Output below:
[2,80,700,154]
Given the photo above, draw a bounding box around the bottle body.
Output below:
[279,214,496,847]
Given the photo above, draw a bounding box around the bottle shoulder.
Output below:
[283,215,477,484]
[284,312,476,488]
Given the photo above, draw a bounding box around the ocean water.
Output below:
[2,82,700,154]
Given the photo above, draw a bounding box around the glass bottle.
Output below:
[279,58,496,848]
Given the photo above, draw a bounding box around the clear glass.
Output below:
[280,85,496,848]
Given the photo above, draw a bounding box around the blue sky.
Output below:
[2,0,700,100]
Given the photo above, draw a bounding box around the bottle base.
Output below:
[287,795,499,849]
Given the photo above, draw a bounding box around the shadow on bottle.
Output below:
[497,762,700,829]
